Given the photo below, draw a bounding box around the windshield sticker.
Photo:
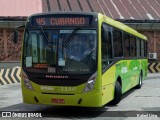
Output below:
[26,57,32,67]
[58,59,65,66]
[48,66,56,73]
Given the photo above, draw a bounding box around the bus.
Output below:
[14,11,148,107]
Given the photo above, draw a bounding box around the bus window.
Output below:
[136,38,141,57]
[24,30,58,67]
[141,40,144,57]
[59,30,97,74]
[130,36,136,57]
[69,35,83,61]
[101,23,113,70]
[113,28,123,57]
[31,33,38,63]
[123,33,130,57]
[45,31,58,65]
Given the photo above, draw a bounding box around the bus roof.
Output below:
[28,11,98,18]
[98,13,147,40]
[27,11,147,40]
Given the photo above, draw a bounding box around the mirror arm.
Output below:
[15,25,25,29]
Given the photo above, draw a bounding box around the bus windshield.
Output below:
[23,29,97,74]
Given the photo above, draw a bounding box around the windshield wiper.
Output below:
[62,27,81,48]
[40,26,52,47]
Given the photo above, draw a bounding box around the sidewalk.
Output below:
[147,73,160,80]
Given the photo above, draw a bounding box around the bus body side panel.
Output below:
[101,59,147,106]
[122,59,140,93]
[99,13,147,106]
[141,59,148,80]
[99,14,116,105]
[101,65,116,105]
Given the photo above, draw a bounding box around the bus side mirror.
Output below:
[13,25,25,43]
[13,30,18,43]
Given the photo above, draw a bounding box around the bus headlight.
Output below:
[83,77,96,92]
[22,71,34,91]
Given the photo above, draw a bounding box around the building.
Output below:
[0,0,160,72]
[0,0,41,61]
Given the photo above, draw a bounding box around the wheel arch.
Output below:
[116,76,122,87]
[140,69,143,80]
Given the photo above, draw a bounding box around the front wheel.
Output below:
[109,81,122,105]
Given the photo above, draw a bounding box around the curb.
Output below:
[146,73,160,80]
[146,77,160,80]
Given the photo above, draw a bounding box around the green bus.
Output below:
[15,11,148,107]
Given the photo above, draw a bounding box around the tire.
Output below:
[135,73,142,89]
[110,81,122,105]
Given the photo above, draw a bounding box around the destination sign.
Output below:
[31,15,91,26]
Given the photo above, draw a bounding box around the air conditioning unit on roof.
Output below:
[149,53,157,59]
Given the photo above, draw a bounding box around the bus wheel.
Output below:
[135,73,142,89]
[110,81,122,105]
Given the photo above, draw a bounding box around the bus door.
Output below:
[101,23,113,70]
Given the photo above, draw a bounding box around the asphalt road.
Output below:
[0,74,160,120]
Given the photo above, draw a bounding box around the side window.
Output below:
[144,41,148,57]
[130,36,136,57]
[101,23,113,70]
[113,28,123,57]
[141,40,144,57]
[123,33,130,57]
[136,38,141,57]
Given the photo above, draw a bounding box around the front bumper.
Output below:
[22,86,102,107]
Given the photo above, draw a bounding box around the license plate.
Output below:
[51,99,65,104]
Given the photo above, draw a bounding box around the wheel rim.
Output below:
[139,75,142,85]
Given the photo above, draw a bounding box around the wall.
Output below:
[140,31,160,62]
[140,30,160,73]
[0,28,23,61]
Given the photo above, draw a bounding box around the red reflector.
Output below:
[51,99,65,104]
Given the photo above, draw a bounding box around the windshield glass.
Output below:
[23,29,97,74]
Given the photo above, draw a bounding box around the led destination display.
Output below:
[32,15,91,26]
